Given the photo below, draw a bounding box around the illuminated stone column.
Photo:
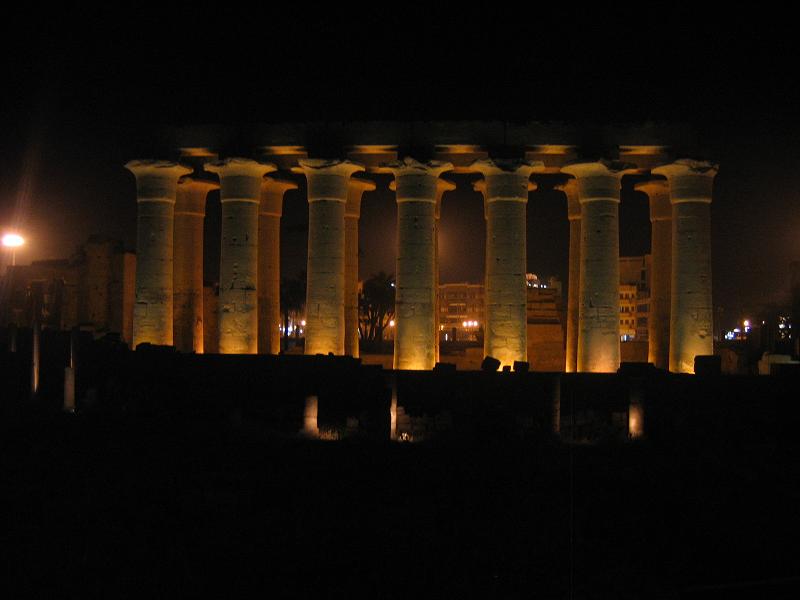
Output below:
[562,161,626,373]
[557,178,581,373]
[126,160,192,347]
[383,158,453,370]
[344,177,376,358]
[653,160,718,373]
[206,158,277,354]
[295,159,365,356]
[173,176,218,353]
[635,179,671,370]
[435,178,456,363]
[472,159,539,368]
[259,177,298,354]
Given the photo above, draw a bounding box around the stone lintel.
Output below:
[260,145,308,170]
[619,145,672,171]
[525,145,578,172]
[433,145,488,173]
[346,145,399,172]
[293,159,365,202]
[652,159,718,204]
[125,160,192,201]
[260,177,299,217]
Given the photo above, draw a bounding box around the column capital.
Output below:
[561,160,632,204]
[555,178,581,220]
[260,177,299,217]
[652,159,718,204]
[635,178,671,221]
[206,158,277,203]
[175,177,219,216]
[293,159,365,202]
[380,157,453,203]
[125,160,192,201]
[345,177,377,219]
[471,159,543,202]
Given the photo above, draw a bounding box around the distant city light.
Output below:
[2,233,24,248]
[301,320,306,326]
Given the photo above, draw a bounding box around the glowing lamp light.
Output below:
[389,320,395,327]
[2,233,24,248]
[300,320,306,327]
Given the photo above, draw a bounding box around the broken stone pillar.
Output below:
[259,177,298,354]
[472,159,540,368]
[173,176,218,353]
[383,158,453,370]
[295,159,365,356]
[652,159,718,373]
[562,161,626,373]
[557,178,581,373]
[635,178,671,370]
[206,158,277,354]
[344,177,376,358]
[126,160,192,347]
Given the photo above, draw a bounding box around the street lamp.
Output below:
[2,233,25,265]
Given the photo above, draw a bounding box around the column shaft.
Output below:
[259,178,297,354]
[344,178,376,358]
[296,159,365,356]
[561,179,581,372]
[385,158,452,370]
[563,162,625,373]
[173,178,217,353]
[126,160,191,348]
[653,160,717,373]
[636,179,671,369]
[207,159,277,354]
[473,160,538,368]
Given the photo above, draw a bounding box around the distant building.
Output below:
[619,255,651,342]
[0,235,136,343]
[526,274,565,371]
[438,282,484,342]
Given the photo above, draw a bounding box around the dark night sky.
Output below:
[2,9,799,328]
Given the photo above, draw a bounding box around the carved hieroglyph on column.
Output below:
[652,160,718,373]
[391,176,456,364]
[382,158,453,370]
[295,159,365,356]
[206,158,277,354]
[562,161,627,373]
[259,177,298,354]
[472,159,540,368]
[635,178,672,370]
[126,160,192,348]
[173,176,218,353]
[557,178,581,372]
[344,177,376,358]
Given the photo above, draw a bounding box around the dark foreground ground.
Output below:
[2,409,799,599]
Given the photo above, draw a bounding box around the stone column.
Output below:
[173,176,218,353]
[126,160,191,347]
[344,177,376,358]
[383,158,453,370]
[259,177,298,355]
[295,159,365,356]
[558,178,581,372]
[471,159,539,368]
[635,179,671,370]
[206,158,277,354]
[652,160,718,373]
[435,178,456,363]
[562,161,626,373]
